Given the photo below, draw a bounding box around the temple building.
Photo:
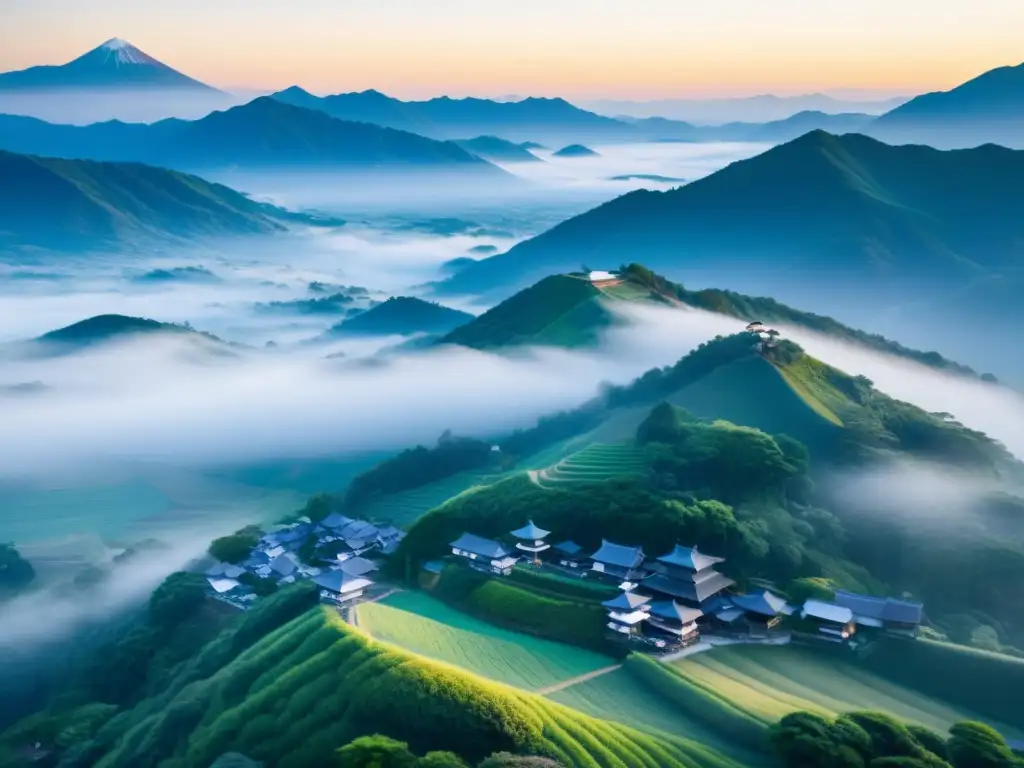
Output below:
[800,599,856,643]
[643,545,735,607]
[551,540,587,569]
[509,520,551,564]
[589,540,647,582]
[645,600,703,647]
[602,590,652,641]
[450,532,519,575]
[833,590,924,637]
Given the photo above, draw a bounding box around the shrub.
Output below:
[337,734,417,767]
[209,527,262,564]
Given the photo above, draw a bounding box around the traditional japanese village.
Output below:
[203,509,925,658]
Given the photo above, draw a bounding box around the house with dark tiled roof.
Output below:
[645,600,703,647]
[602,590,652,639]
[589,540,647,581]
[314,569,373,603]
[643,544,734,607]
[800,599,856,643]
[450,532,519,575]
[833,590,924,637]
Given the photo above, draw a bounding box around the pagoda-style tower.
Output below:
[510,520,551,564]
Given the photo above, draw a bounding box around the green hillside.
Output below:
[439,272,673,349]
[82,603,745,768]
[0,149,318,251]
[329,296,475,337]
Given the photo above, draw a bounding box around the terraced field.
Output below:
[670,644,1024,739]
[546,666,765,765]
[532,442,649,488]
[355,591,614,691]
[353,469,510,526]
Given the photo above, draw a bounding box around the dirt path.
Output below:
[534,664,623,695]
[658,633,791,663]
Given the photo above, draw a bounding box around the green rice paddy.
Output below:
[354,591,614,691]
[669,644,1024,739]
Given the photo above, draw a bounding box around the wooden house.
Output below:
[833,590,924,637]
[800,599,856,643]
[602,590,652,641]
[589,540,647,582]
[449,533,519,575]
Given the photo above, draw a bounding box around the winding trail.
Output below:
[534,663,623,695]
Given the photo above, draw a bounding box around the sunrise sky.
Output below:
[2,0,1022,99]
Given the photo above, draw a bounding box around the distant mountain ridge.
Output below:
[0,38,218,92]
[0,149,322,250]
[327,297,475,337]
[270,87,635,143]
[436,131,1024,378]
[0,97,511,176]
[868,61,1024,148]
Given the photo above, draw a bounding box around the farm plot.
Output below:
[534,442,649,488]
[671,644,1024,739]
[355,591,614,691]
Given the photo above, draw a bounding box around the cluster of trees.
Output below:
[0,543,35,595]
[772,710,1022,768]
[335,735,564,767]
[344,431,493,509]
[208,525,263,564]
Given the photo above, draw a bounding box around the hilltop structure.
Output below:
[509,520,551,565]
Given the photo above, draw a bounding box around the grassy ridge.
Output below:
[92,606,746,768]
[352,469,506,527]
[354,591,613,691]
[669,644,1024,738]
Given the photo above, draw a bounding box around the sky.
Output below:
[1,0,1022,99]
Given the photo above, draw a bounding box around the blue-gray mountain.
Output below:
[0,97,511,176]
[436,131,1024,380]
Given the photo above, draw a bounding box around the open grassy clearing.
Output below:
[670,644,1024,739]
[354,591,615,691]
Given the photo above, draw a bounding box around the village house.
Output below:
[833,590,924,637]
[509,520,551,565]
[339,556,379,577]
[603,590,652,640]
[313,570,373,604]
[800,599,856,643]
[645,600,703,647]
[269,553,299,581]
[450,532,519,575]
[643,544,735,608]
[589,540,647,582]
[714,590,793,636]
[551,540,587,569]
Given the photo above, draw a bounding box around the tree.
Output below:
[209,526,262,564]
[149,572,207,629]
[477,755,564,768]
[946,722,1017,768]
[416,752,469,767]
[337,735,417,768]
[0,542,35,593]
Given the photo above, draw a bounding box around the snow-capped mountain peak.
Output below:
[91,38,160,67]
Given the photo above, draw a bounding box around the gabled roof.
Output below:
[602,591,652,611]
[314,570,373,594]
[376,525,404,541]
[340,556,379,577]
[553,540,583,556]
[321,512,354,530]
[269,553,297,576]
[644,571,735,603]
[730,590,791,617]
[657,544,724,572]
[207,577,240,593]
[205,562,245,579]
[648,600,703,624]
[510,520,550,540]
[450,532,513,560]
[591,540,645,569]
[340,520,379,540]
[243,551,270,568]
[833,590,924,625]
[802,599,853,624]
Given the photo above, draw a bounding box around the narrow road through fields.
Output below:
[534,663,623,695]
